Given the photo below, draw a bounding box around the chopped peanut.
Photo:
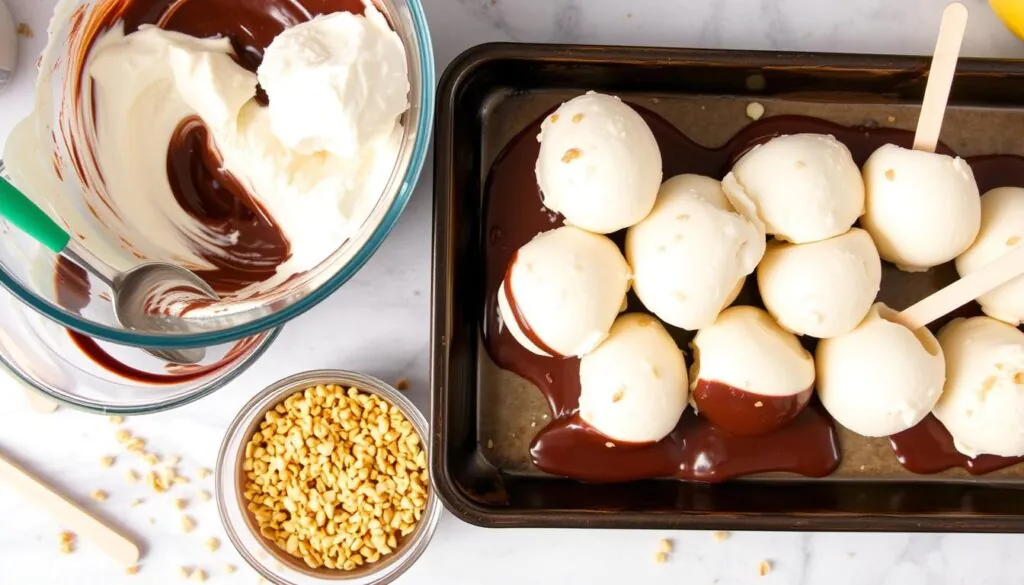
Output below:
[91,490,108,502]
[100,456,116,468]
[242,384,428,571]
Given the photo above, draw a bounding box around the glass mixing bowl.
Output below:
[0,0,434,352]
[0,281,280,414]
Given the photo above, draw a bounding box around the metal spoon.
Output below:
[0,176,217,364]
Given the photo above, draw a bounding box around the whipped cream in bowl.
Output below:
[0,0,433,348]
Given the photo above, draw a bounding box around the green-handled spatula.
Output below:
[0,176,219,364]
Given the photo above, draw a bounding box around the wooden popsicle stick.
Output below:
[896,245,1024,330]
[913,2,969,152]
[0,450,140,566]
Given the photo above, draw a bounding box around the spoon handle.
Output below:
[0,177,71,253]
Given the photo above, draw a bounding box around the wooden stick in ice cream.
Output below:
[912,1,969,153]
[895,245,1024,330]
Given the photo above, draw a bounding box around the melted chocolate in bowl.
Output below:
[483,108,1024,483]
[60,0,370,298]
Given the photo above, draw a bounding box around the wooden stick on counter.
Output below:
[0,449,140,566]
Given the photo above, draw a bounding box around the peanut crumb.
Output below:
[1007,236,1021,247]
[115,429,132,444]
[197,468,211,480]
[713,531,730,542]
[144,453,160,466]
[126,470,140,484]
[887,115,897,123]
[16,23,33,38]
[125,565,139,575]
[572,113,584,123]
[658,538,673,554]
[108,416,124,425]
[605,442,615,448]
[549,114,560,124]
[205,537,220,552]
[147,471,168,493]
[530,421,537,427]
[395,378,411,391]
[561,148,582,163]
[100,456,116,468]
[486,439,494,449]
[746,102,765,121]
[191,569,207,582]
[179,567,192,579]
[58,531,76,554]
[654,551,668,564]
[131,498,144,508]
[759,560,772,576]
[885,169,895,181]
[612,389,625,403]
[198,490,212,502]
[173,476,191,486]
[1014,371,1024,385]
[224,564,236,574]
[754,401,764,408]
[173,498,187,510]
[181,515,196,533]
[125,438,146,453]
[165,455,181,466]
[91,490,109,502]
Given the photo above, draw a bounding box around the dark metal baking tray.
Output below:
[431,42,1024,531]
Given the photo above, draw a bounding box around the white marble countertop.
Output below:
[2,0,1024,583]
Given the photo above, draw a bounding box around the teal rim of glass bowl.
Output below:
[0,1,435,350]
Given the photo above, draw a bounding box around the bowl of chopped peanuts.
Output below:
[216,370,440,585]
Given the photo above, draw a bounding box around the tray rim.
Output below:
[431,41,1024,532]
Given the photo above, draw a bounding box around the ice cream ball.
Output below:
[626,174,766,331]
[689,306,816,436]
[816,303,946,437]
[578,313,689,443]
[861,144,981,272]
[933,317,1024,458]
[955,186,1024,325]
[757,228,882,339]
[497,226,631,358]
[721,133,865,244]
[535,91,662,234]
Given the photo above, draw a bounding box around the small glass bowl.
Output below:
[216,370,440,585]
[0,284,279,414]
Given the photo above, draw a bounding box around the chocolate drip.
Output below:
[889,415,1024,475]
[483,104,1024,482]
[167,117,289,292]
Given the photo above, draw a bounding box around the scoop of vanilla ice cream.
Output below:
[535,92,662,234]
[721,134,864,244]
[757,228,881,339]
[497,226,631,358]
[690,306,815,397]
[258,8,409,157]
[816,303,946,437]
[579,314,688,443]
[933,317,1024,458]
[955,187,1024,325]
[862,144,981,272]
[626,174,765,331]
